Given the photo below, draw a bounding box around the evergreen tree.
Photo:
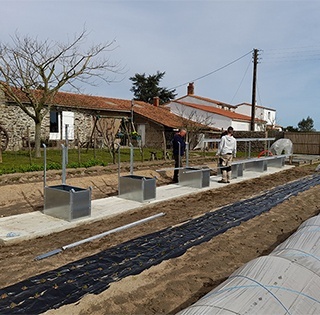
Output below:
[130,71,176,105]
[298,116,315,132]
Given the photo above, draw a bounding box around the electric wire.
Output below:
[230,57,252,103]
[260,46,320,63]
[169,50,253,90]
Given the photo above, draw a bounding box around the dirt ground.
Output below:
[0,158,319,315]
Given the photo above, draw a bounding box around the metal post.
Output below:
[65,124,69,165]
[245,141,247,158]
[118,144,121,182]
[185,142,189,167]
[130,143,134,175]
[61,144,66,185]
[249,141,251,158]
[43,144,47,191]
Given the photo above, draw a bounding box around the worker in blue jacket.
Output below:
[172,129,187,183]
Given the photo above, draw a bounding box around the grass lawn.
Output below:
[0,147,254,175]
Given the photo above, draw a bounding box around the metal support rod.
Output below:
[182,169,206,174]
[186,142,189,167]
[65,124,69,165]
[117,144,121,188]
[156,166,192,172]
[62,212,166,250]
[35,212,166,260]
[244,141,248,157]
[130,143,134,175]
[34,248,63,261]
[43,144,47,191]
[61,144,66,185]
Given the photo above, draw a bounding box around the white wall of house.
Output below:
[235,103,251,116]
[179,96,216,107]
[137,124,146,146]
[231,120,250,131]
[167,101,265,131]
[231,120,264,131]
[236,104,276,127]
[168,102,218,128]
[167,102,252,131]
[49,111,74,140]
[258,108,276,126]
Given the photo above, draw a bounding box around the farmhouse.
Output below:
[235,102,277,129]
[0,88,128,151]
[0,88,211,151]
[165,83,275,131]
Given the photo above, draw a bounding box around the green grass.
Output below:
[0,147,166,175]
[0,148,260,175]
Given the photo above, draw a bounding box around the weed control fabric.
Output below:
[1,174,320,314]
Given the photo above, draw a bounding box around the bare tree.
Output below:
[173,107,215,148]
[0,30,122,157]
[95,117,121,164]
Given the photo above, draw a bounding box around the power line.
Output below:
[169,50,253,90]
[261,46,320,63]
[230,57,252,103]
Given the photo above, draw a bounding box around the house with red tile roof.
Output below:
[131,97,216,150]
[0,87,213,151]
[165,83,270,131]
[235,102,277,129]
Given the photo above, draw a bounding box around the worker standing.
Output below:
[172,129,187,183]
[216,126,237,183]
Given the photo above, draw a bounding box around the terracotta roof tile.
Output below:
[4,87,212,129]
[174,100,265,122]
[236,102,275,111]
[51,91,131,112]
[4,88,130,112]
[176,94,236,109]
[133,102,215,130]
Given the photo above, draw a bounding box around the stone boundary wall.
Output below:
[0,102,92,151]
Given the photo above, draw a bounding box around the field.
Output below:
[0,158,319,314]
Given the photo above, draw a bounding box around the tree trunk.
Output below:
[34,121,42,158]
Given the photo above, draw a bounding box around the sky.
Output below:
[1,0,320,130]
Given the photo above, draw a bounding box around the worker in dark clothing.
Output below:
[172,129,187,183]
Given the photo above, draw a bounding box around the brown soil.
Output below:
[0,158,319,315]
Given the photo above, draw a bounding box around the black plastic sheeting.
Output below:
[1,174,320,314]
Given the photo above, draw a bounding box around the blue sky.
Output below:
[1,0,320,130]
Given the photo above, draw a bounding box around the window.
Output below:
[50,111,59,133]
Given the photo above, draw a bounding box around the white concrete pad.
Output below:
[0,165,293,245]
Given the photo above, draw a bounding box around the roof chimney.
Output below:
[187,82,194,95]
[153,96,160,107]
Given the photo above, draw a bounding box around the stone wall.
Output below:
[134,115,165,149]
[0,100,93,151]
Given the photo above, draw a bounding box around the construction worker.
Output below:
[216,126,237,183]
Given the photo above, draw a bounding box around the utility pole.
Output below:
[251,49,259,131]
